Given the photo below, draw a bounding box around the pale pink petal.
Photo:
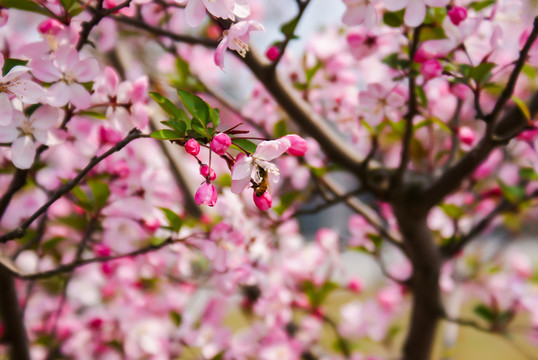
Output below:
[11,136,35,169]
[342,4,366,26]
[254,139,290,161]
[231,153,252,180]
[0,124,19,142]
[233,0,250,18]
[31,105,60,130]
[55,45,79,73]
[231,175,251,194]
[424,0,449,6]
[30,59,62,82]
[104,66,120,93]
[68,83,92,109]
[3,66,30,82]
[33,128,66,146]
[384,0,407,11]
[203,0,235,20]
[0,93,13,126]
[73,57,100,82]
[214,34,229,70]
[9,79,45,104]
[0,53,4,69]
[185,0,207,28]
[404,0,426,27]
[46,81,70,107]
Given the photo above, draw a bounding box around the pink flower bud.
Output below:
[448,6,467,26]
[253,191,272,211]
[211,133,231,156]
[200,165,216,181]
[458,126,475,146]
[266,45,280,61]
[420,59,443,81]
[195,182,218,207]
[451,83,469,100]
[284,134,308,156]
[94,244,111,257]
[185,138,200,156]
[413,46,430,63]
[347,278,363,293]
[38,18,64,35]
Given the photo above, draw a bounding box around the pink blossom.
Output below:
[0,54,45,126]
[448,6,467,26]
[30,45,99,109]
[420,59,443,80]
[458,126,475,146]
[384,0,449,27]
[185,138,200,156]
[0,106,64,169]
[265,45,280,61]
[184,0,236,28]
[253,191,272,211]
[230,138,290,194]
[211,133,232,155]
[200,165,216,181]
[0,8,8,27]
[195,182,218,207]
[214,20,264,70]
[348,278,363,293]
[359,83,405,126]
[283,134,308,156]
[342,0,377,29]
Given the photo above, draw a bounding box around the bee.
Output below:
[252,166,269,197]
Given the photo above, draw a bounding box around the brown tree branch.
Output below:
[0,129,148,244]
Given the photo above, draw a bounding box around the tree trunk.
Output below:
[0,270,31,360]
[394,204,442,360]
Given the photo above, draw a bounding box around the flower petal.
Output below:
[46,82,70,107]
[30,59,62,82]
[185,0,206,28]
[68,83,92,109]
[254,139,290,161]
[404,0,426,27]
[11,135,35,169]
[31,105,60,130]
[0,93,13,126]
[214,34,229,70]
[73,57,100,82]
[9,79,45,104]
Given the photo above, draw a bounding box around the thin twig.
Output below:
[0,129,148,244]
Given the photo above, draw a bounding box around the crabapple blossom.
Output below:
[448,6,467,26]
[342,0,377,29]
[214,20,264,70]
[195,182,218,207]
[420,59,443,80]
[0,106,64,169]
[211,133,232,155]
[184,0,236,28]
[384,0,450,27]
[200,165,216,181]
[358,83,405,126]
[283,134,308,156]
[185,138,200,156]
[230,138,291,195]
[265,45,280,61]
[0,54,45,125]
[30,45,99,109]
[253,191,272,211]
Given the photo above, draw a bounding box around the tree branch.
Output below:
[0,129,148,244]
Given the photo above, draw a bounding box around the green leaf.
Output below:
[42,236,66,252]
[305,61,322,83]
[2,58,28,76]
[161,118,187,136]
[209,107,220,128]
[150,129,182,140]
[177,89,210,126]
[383,10,404,27]
[511,95,531,121]
[468,0,496,11]
[519,167,538,181]
[499,181,525,204]
[191,118,208,137]
[77,111,107,120]
[382,53,409,70]
[170,311,182,327]
[159,207,182,233]
[280,16,299,39]
[231,138,257,154]
[68,4,84,17]
[88,180,110,210]
[71,185,92,211]
[470,62,495,84]
[0,0,56,17]
[273,120,288,138]
[440,203,463,219]
[416,85,428,107]
[473,304,495,322]
[59,0,75,10]
[149,92,183,120]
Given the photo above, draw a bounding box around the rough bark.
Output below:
[393,202,442,360]
[0,270,30,360]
